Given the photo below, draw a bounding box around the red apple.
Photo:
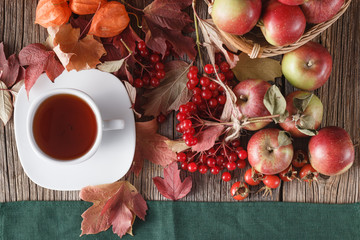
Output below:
[248,128,293,175]
[282,41,332,91]
[278,0,305,5]
[260,0,306,46]
[212,0,262,35]
[308,126,354,176]
[279,91,323,137]
[301,0,344,24]
[233,79,271,131]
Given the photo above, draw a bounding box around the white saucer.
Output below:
[14,69,135,190]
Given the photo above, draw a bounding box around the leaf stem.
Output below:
[192,0,204,69]
[120,0,144,12]
[128,12,142,29]
[120,38,133,55]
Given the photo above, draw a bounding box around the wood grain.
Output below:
[0,0,358,203]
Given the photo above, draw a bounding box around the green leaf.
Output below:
[263,85,288,123]
[232,53,282,82]
[97,59,126,73]
[278,131,292,147]
[296,126,318,136]
[293,93,314,113]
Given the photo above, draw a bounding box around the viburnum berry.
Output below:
[189,66,198,74]
[221,172,232,182]
[199,154,207,164]
[209,82,218,91]
[190,137,198,146]
[176,112,187,122]
[201,89,212,100]
[184,127,195,135]
[230,182,249,201]
[235,146,244,154]
[218,73,226,82]
[142,75,150,86]
[204,64,214,74]
[181,119,192,130]
[156,70,165,79]
[208,98,218,108]
[186,81,196,90]
[156,113,166,123]
[137,41,146,51]
[182,133,192,141]
[140,49,149,58]
[155,62,164,70]
[187,71,197,80]
[186,102,197,112]
[210,166,220,175]
[199,165,208,174]
[220,62,230,73]
[181,162,188,170]
[189,77,199,86]
[200,77,210,87]
[192,94,202,105]
[187,162,198,173]
[217,95,226,105]
[212,90,219,98]
[177,152,187,162]
[192,87,201,95]
[176,123,183,133]
[207,157,216,168]
[207,148,216,155]
[231,139,241,148]
[134,78,144,88]
[150,77,160,87]
[226,161,237,171]
[216,155,225,166]
[179,104,190,114]
[225,70,234,80]
[228,152,238,162]
[237,160,246,169]
[150,53,160,63]
[238,150,248,160]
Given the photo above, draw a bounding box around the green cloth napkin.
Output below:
[0,201,359,240]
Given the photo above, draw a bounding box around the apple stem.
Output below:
[238,95,248,101]
[307,60,314,68]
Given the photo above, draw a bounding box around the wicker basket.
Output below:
[208,0,352,58]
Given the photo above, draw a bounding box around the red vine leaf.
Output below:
[143,60,192,116]
[153,161,192,200]
[142,0,196,60]
[47,24,106,71]
[80,181,147,238]
[0,42,25,88]
[131,119,176,176]
[192,125,225,152]
[18,43,64,96]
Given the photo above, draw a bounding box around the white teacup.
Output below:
[27,88,124,165]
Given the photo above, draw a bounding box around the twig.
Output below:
[192,0,204,69]
[120,0,144,12]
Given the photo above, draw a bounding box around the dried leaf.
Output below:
[0,42,24,88]
[10,80,24,104]
[295,125,318,136]
[123,81,141,118]
[80,181,147,238]
[97,59,126,73]
[165,140,190,153]
[263,85,288,123]
[143,60,192,116]
[153,161,192,200]
[0,81,13,125]
[18,43,64,96]
[142,0,196,60]
[295,115,318,136]
[132,119,177,176]
[197,18,239,68]
[278,131,292,147]
[293,93,314,113]
[232,53,282,82]
[48,24,106,71]
[192,125,224,152]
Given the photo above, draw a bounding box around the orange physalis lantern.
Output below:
[88,2,130,38]
[69,0,107,15]
[35,0,72,28]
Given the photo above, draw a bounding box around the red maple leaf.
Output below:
[142,0,197,60]
[18,43,64,95]
[131,119,177,176]
[153,161,192,200]
[192,125,225,152]
[80,181,147,238]
[0,42,25,88]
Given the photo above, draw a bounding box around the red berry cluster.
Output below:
[133,40,172,89]
[176,139,249,182]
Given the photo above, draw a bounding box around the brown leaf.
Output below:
[123,81,141,118]
[153,162,192,200]
[165,140,190,153]
[10,80,24,104]
[48,24,106,71]
[132,119,177,176]
[232,53,282,82]
[192,125,224,152]
[97,58,127,73]
[197,19,239,68]
[142,0,196,60]
[0,81,13,125]
[143,60,192,116]
[80,181,147,238]
[0,42,24,88]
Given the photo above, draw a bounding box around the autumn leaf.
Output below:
[123,81,141,118]
[153,161,192,200]
[197,18,239,68]
[0,81,13,125]
[97,58,127,73]
[232,53,282,82]
[143,60,192,116]
[80,181,147,238]
[165,140,190,153]
[132,119,177,176]
[47,24,106,71]
[0,42,25,87]
[142,0,197,60]
[192,125,225,152]
[18,43,64,96]
[9,80,24,104]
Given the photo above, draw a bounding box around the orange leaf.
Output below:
[48,24,106,71]
[69,0,107,15]
[35,0,72,28]
[80,181,147,238]
[89,2,130,38]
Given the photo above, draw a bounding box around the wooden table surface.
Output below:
[0,0,359,203]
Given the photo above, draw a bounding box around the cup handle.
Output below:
[103,119,125,131]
